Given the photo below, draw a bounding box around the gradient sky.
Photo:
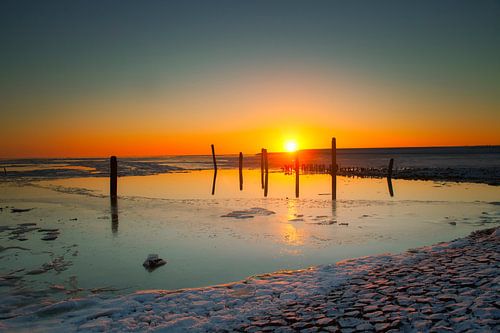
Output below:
[1,0,499,157]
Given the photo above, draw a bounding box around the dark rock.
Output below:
[142,254,167,271]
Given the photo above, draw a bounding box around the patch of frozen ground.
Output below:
[221,207,276,219]
[2,227,498,332]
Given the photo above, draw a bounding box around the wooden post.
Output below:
[3,167,6,176]
[264,149,269,197]
[261,148,264,189]
[387,158,394,179]
[211,145,218,195]
[239,152,243,191]
[211,144,217,171]
[387,158,394,197]
[331,138,337,200]
[295,152,299,198]
[110,156,117,199]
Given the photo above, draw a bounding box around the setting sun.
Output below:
[285,140,298,152]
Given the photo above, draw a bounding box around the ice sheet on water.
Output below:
[221,207,276,219]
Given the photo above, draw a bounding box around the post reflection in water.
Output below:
[387,177,395,197]
[111,197,119,234]
[211,170,217,195]
[331,199,337,224]
[283,199,304,247]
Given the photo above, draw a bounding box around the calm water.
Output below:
[0,169,499,299]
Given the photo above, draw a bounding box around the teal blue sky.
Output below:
[2,1,500,100]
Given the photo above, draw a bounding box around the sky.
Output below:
[1,0,499,158]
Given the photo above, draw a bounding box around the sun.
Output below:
[284,140,298,152]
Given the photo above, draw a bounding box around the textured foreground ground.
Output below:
[3,228,499,332]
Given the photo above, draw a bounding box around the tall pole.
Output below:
[261,148,265,189]
[264,149,269,197]
[295,151,299,198]
[211,144,217,195]
[387,158,394,197]
[211,144,217,171]
[110,156,117,199]
[331,138,337,200]
[239,152,243,191]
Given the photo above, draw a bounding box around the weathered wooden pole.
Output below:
[211,144,217,171]
[110,156,117,199]
[387,158,394,179]
[264,149,269,197]
[239,152,243,191]
[387,158,394,197]
[295,152,299,198]
[261,148,265,189]
[211,145,217,195]
[331,138,337,200]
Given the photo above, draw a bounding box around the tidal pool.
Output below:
[0,170,498,302]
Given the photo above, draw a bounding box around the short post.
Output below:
[331,138,337,200]
[211,144,217,171]
[110,156,117,199]
[387,158,394,179]
[261,148,265,189]
[211,145,217,195]
[239,152,243,191]
[3,167,6,176]
[387,158,394,197]
[295,152,299,198]
[264,149,269,197]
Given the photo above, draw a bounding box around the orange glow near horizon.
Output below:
[1,66,499,158]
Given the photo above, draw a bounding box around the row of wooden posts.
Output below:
[109,137,394,200]
[209,139,338,199]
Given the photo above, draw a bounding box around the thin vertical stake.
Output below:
[388,158,394,179]
[211,144,217,171]
[387,158,394,197]
[264,149,269,197]
[295,152,299,198]
[261,148,264,189]
[110,156,117,199]
[331,138,337,200]
[239,152,243,191]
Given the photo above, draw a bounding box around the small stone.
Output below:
[374,323,390,332]
[142,254,166,271]
[316,317,334,326]
[41,234,58,241]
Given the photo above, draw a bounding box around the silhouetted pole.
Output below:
[264,149,269,197]
[331,138,337,200]
[3,167,6,176]
[261,148,265,189]
[239,152,243,191]
[110,156,117,199]
[295,152,299,198]
[387,158,394,197]
[211,144,217,171]
[387,158,394,179]
[211,145,217,195]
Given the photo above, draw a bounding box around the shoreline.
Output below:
[2,166,499,187]
[3,227,498,332]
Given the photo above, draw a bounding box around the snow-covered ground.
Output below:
[2,227,498,332]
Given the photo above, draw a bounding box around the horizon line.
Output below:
[0,144,498,160]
